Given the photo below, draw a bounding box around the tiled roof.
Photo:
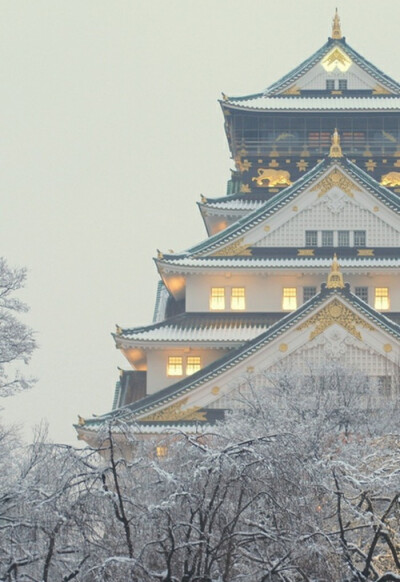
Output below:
[201,199,264,211]
[80,284,400,428]
[118,313,283,343]
[158,255,400,270]
[224,96,400,112]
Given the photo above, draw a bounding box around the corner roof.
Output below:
[161,157,400,260]
[80,284,400,428]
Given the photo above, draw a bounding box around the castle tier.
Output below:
[76,12,400,447]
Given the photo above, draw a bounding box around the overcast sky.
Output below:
[2,1,400,445]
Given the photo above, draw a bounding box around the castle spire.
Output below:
[329,128,343,158]
[331,8,342,40]
[327,254,345,289]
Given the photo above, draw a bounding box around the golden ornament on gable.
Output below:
[211,237,252,257]
[311,169,361,199]
[297,299,375,341]
[142,397,207,422]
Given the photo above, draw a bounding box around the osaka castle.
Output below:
[76,12,400,445]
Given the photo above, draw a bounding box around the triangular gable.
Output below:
[78,285,400,427]
[265,39,400,97]
[174,158,400,259]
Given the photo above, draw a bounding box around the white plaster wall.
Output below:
[146,347,230,394]
[294,60,378,92]
[256,199,400,247]
[186,272,400,312]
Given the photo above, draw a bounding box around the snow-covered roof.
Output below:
[224,96,400,112]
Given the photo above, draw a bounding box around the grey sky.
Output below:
[2,1,400,445]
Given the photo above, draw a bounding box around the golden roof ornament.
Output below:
[329,128,343,158]
[327,254,345,289]
[331,8,342,39]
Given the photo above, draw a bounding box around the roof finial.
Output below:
[327,254,345,289]
[329,128,343,158]
[331,8,342,39]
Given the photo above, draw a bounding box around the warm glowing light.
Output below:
[231,287,246,310]
[186,356,201,375]
[167,356,183,376]
[374,288,389,310]
[282,288,297,311]
[210,287,225,310]
[156,446,168,457]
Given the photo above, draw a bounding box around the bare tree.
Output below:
[0,258,36,395]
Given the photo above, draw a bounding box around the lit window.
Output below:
[374,288,389,310]
[156,446,168,457]
[326,79,335,90]
[231,287,245,310]
[167,356,183,376]
[186,356,201,375]
[338,231,350,247]
[355,286,368,303]
[210,287,225,310]
[282,288,297,311]
[303,286,316,303]
[338,79,348,90]
[305,230,318,247]
[354,230,366,247]
[321,230,334,247]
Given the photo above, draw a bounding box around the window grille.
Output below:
[210,287,225,310]
[305,230,318,247]
[186,356,201,375]
[303,286,317,303]
[374,288,389,310]
[326,79,335,90]
[156,446,168,457]
[322,230,334,246]
[355,287,368,303]
[354,230,366,247]
[231,287,245,310]
[167,356,183,376]
[338,230,350,246]
[338,79,348,90]
[282,288,297,311]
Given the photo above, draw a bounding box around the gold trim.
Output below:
[200,194,208,203]
[311,168,361,199]
[327,254,344,289]
[298,249,315,256]
[372,85,392,95]
[331,8,342,39]
[297,299,375,341]
[279,343,288,352]
[211,237,252,257]
[252,168,291,187]
[142,397,207,422]
[240,184,251,193]
[211,386,220,395]
[357,249,374,257]
[381,171,400,187]
[282,85,301,95]
[329,128,343,158]
[77,415,86,426]
[384,344,392,353]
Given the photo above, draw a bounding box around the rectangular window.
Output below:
[156,446,168,457]
[338,230,350,247]
[303,286,317,303]
[167,356,183,376]
[355,286,368,303]
[231,287,245,310]
[210,287,225,310]
[282,288,297,311]
[374,288,389,310]
[338,79,348,90]
[354,230,366,247]
[326,79,335,90]
[305,230,318,247]
[376,376,392,398]
[321,230,334,247]
[186,356,201,376]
